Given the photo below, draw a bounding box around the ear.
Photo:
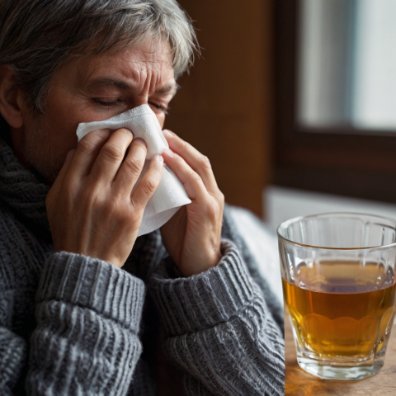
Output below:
[0,65,25,128]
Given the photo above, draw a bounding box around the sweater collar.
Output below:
[0,137,51,237]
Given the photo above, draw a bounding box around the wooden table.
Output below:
[285,316,396,395]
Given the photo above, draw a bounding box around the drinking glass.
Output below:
[278,212,396,380]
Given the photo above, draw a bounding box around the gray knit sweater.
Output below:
[0,135,284,395]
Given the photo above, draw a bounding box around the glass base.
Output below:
[297,355,383,381]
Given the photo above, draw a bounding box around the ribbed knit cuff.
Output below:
[37,252,145,332]
[0,328,27,391]
[149,240,255,336]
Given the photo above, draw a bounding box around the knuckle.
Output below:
[128,210,141,226]
[101,145,124,162]
[79,130,109,151]
[208,199,218,214]
[62,174,79,193]
[81,189,97,207]
[199,200,217,221]
[132,138,147,152]
[80,183,102,205]
[200,155,212,170]
[129,207,145,228]
[189,172,202,186]
[117,128,133,139]
[123,157,144,175]
[111,203,127,221]
[141,179,157,196]
[97,195,126,219]
[130,197,142,212]
[79,136,99,153]
[177,139,188,151]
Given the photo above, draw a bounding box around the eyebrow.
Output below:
[86,78,179,97]
[155,82,180,97]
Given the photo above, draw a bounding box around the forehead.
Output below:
[54,38,175,88]
[95,37,171,65]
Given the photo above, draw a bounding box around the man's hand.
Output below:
[160,130,224,276]
[46,128,163,268]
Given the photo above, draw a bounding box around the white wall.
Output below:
[353,0,396,128]
[264,186,396,233]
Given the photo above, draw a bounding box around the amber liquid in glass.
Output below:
[283,261,396,358]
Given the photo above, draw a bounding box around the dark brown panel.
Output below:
[166,1,275,216]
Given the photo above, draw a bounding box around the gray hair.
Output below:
[0,0,197,112]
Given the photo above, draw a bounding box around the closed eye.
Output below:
[92,98,122,106]
[92,98,169,115]
[149,101,169,114]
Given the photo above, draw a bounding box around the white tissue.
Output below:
[76,104,191,236]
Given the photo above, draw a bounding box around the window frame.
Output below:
[273,0,396,203]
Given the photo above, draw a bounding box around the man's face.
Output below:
[14,38,177,182]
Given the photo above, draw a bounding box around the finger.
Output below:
[113,138,149,195]
[63,129,112,179]
[131,154,164,209]
[47,149,76,207]
[53,149,75,187]
[163,129,219,193]
[162,149,208,201]
[90,128,135,182]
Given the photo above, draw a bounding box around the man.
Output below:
[0,0,284,394]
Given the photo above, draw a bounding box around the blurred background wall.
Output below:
[167,0,274,217]
[168,0,396,230]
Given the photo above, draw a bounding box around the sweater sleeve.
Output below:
[0,327,27,395]
[149,240,285,396]
[25,252,145,395]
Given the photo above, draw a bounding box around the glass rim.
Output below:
[277,211,396,251]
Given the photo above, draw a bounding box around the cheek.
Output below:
[42,115,78,150]
[43,100,84,147]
